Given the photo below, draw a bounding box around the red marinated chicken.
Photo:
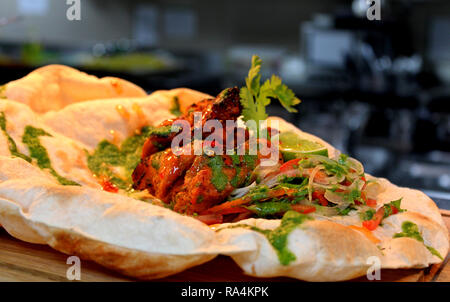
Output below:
[132,87,279,215]
[139,87,242,159]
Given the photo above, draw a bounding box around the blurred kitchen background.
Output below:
[0,0,449,208]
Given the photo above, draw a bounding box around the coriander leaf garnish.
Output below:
[240,55,301,134]
[361,208,376,221]
[382,198,405,218]
[261,75,300,113]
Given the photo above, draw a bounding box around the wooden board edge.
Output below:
[439,209,450,217]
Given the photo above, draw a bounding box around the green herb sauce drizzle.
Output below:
[170,96,182,117]
[87,126,153,190]
[219,211,313,265]
[208,154,257,192]
[207,156,228,192]
[0,112,31,162]
[23,126,80,186]
[394,221,443,260]
[1,112,78,186]
[246,202,292,217]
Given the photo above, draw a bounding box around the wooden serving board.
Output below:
[0,210,449,282]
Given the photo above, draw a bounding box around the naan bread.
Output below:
[1,65,147,113]
[0,89,218,279]
[0,66,448,281]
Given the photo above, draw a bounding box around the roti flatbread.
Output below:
[0,66,448,281]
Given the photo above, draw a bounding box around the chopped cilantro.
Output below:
[247,185,270,201]
[337,206,354,216]
[151,151,163,170]
[196,195,204,204]
[361,208,376,221]
[344,188,364,204]
[322,160,349,178]
[338,153,349,165]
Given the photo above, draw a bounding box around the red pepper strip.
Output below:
[279,158,301,172]
[360,191,377,208]
[391,204,399,214]
[341,179,352,186]
[361,176,367,190]
[291,204,316,214]
[349,225,381,244]
[209,207,252,216]
[100,180,119,193]
[312,190,328,206]
[355,191,366,206]
[203,198,251,215]
[269,188,298,198]
[279,159,328,183]
[306,168,328,183]
[195,214,223,225]
[362,207,385,231]
[366,198,377,208]
[204,187,298,215]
